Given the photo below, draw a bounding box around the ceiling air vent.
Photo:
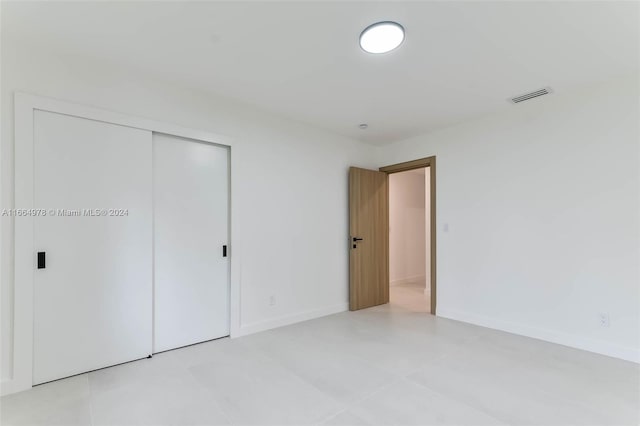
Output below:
[509,87,553,104]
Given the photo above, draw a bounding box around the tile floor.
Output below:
[2,301,638,425]
[389,281,430,313]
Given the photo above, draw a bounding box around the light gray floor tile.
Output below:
[338,379,506,426]
[88,355,230,426]
[2,301,638,426]
[320,410,370,426]
[0,375,92,426]
[242,328,398,404]
[188,341,343,425]
[87,350,180,396]
[89,378,230,426]
[407,339,640,426]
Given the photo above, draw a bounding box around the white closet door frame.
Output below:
[7,93,238,396]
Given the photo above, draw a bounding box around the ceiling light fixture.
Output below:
[358,123,369,130]
[359,21,405,54]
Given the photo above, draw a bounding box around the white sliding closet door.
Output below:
[33,111,153,385]
[153,134,229,353]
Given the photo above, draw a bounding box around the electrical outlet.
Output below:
[598,312,610,328]
[269,295,276,306]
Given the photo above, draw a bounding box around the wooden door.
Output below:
[349,167,389,310]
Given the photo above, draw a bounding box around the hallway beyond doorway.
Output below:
[388,166,430,313]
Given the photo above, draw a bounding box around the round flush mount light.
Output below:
[359,21,405,54]
[358,123,369,130]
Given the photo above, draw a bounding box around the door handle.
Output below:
[352,237,364,242]
[37,252,46,269]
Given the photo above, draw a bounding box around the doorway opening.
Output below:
[388,167,430,313]
[347,157,435,313]
[380,156,436,314]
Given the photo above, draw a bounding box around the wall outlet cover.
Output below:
[598,313,610,328]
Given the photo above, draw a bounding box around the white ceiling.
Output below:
[3,1,638,146]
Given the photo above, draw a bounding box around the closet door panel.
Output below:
[153,134,229,353]
[33,110,153,385]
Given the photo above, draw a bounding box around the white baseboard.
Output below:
[390,275,426,286]
[437,308,640,364]
[235,303,349,337]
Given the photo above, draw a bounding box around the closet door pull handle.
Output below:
[37,252,46,269]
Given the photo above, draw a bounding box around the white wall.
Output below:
[0,39,376,383]
[376,74,640,362]
[389,169,426,285]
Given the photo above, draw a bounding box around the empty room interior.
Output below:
[0,1,638,426]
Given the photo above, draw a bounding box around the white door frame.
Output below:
[5,93,238,395]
